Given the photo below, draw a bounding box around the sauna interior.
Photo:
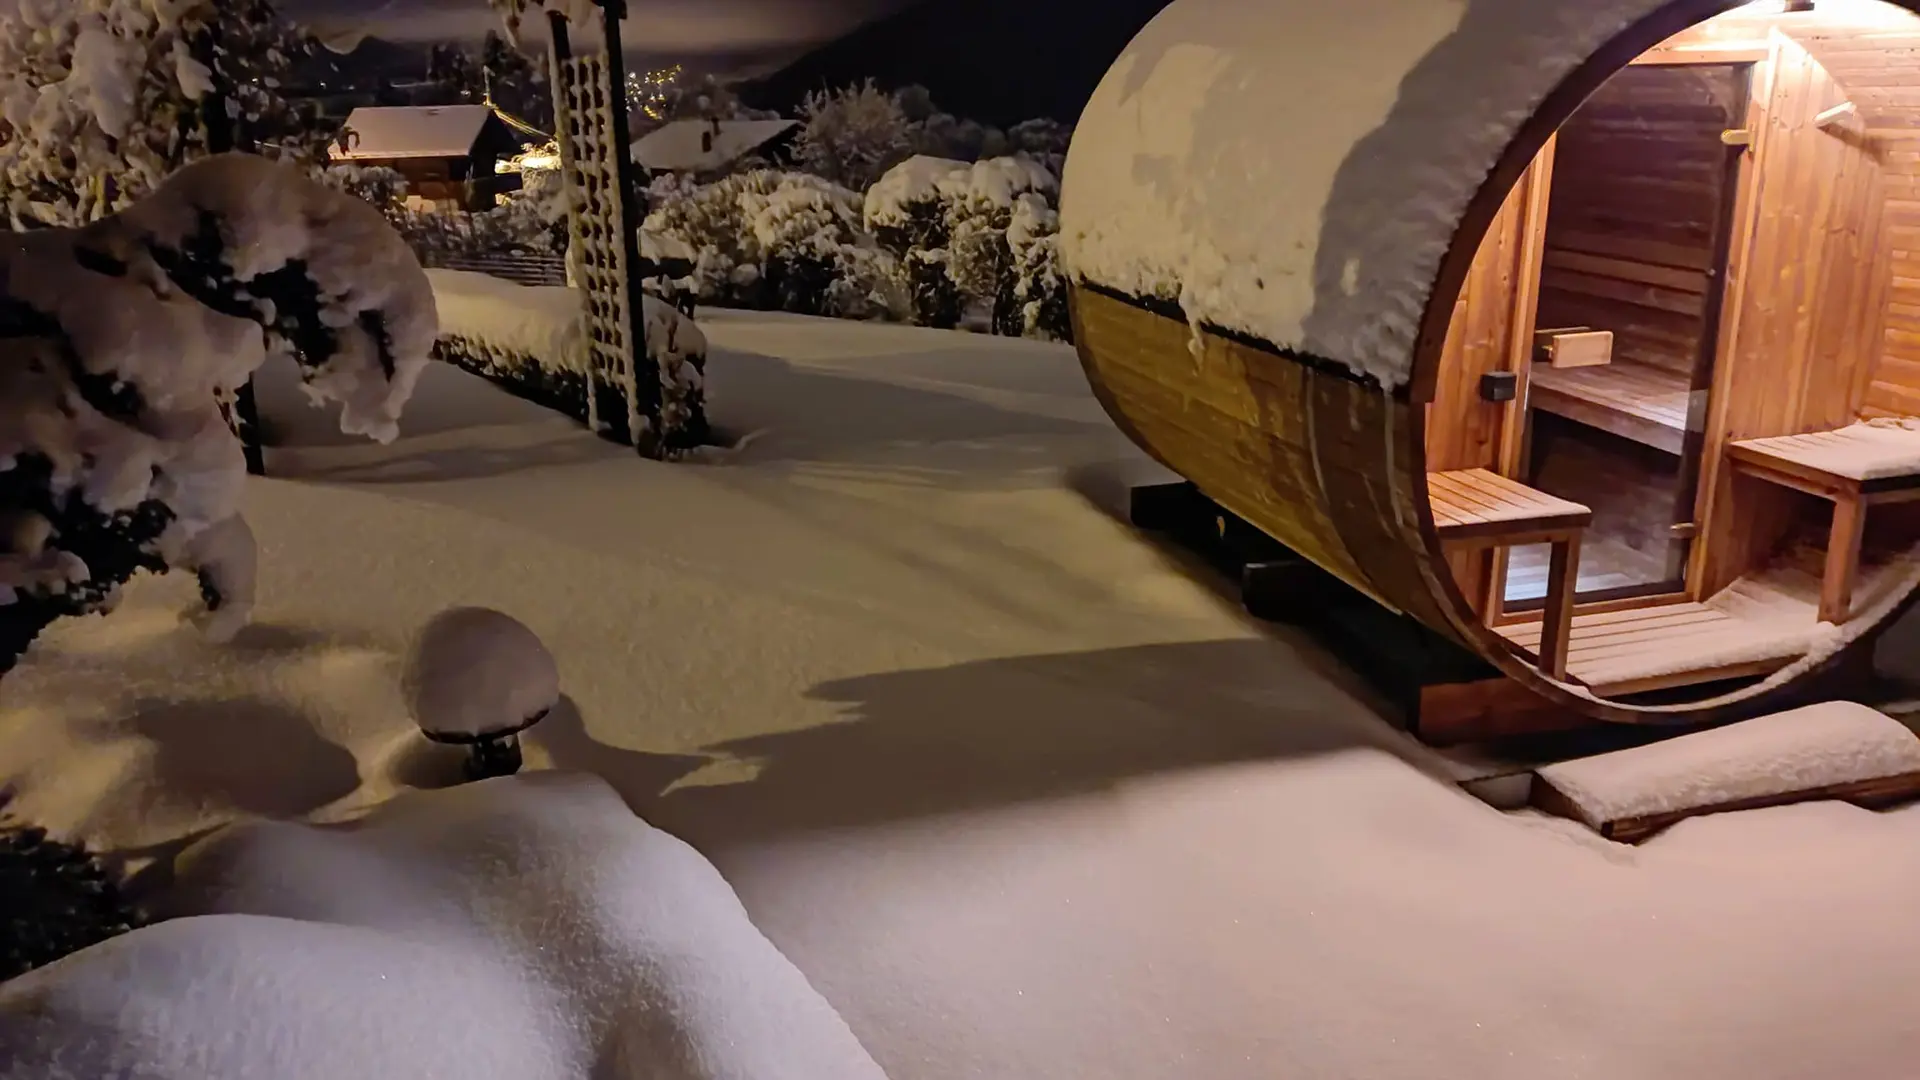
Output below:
[1428,0,1920,703]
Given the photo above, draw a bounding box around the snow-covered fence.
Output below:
[427,270,710,452]
[429,252,568,287]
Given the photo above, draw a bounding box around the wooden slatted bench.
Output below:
[1529,360,1693,455]
[1726,425,1920,624]
[1428,468,1592,680]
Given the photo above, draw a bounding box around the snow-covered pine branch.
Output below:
[0,0,324,229]
[0,153,437,673]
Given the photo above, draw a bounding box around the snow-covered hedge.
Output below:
[0,153,436,674]
[638,155,1072,342]
[428,269,711,452]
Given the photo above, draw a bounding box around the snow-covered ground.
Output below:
[5,310,1920,1079]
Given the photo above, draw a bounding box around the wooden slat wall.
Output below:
[1695,30,1890,596]
[1534,65,1741,379]
[1820,35,1920,418]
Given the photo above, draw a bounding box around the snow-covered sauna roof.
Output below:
[1058,0,1682,390]
[631,119,800,174]
[332,106,513,162]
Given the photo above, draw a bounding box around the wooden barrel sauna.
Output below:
[1061,0,1920,723]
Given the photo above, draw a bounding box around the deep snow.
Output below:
[0,773,889,1080]
[3,310,1920,1079]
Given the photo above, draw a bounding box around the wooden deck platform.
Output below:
[1496,600,1814,696]
[1529,360,1692,455]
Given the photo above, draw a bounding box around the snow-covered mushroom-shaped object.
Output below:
[1064,0,1920,725]
[402,607,559,781]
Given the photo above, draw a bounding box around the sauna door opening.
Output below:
[1499,61,1752,613]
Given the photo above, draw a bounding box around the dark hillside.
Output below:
[740,0,1172,127]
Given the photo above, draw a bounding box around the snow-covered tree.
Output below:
[0,0,325,229]
[427,30,552,131]
[0,154,437,674]
[794,81,913,192]
[1007,118,1072,178]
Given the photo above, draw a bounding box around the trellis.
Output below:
[548,4,665,457]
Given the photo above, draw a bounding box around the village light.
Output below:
[402,607,560,782]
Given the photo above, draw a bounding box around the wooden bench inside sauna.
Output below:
[1061,0,1920,729]
[1428,3,1920,701]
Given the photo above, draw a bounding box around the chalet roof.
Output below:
[630,118,800,174]
[332,105,513,161]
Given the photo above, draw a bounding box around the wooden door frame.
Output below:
[1482,51,1769,623]
[1482,135,1556,620]
[1682,36,1775,602]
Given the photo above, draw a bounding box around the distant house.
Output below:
[330,105,528,211]
[630,118,801,180]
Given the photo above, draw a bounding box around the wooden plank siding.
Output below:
[1650,7,1920,423]
[1693,28,1894,598]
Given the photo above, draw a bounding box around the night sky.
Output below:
[289,0,907,72]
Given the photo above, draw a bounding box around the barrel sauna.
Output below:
[1062,0,1920,724]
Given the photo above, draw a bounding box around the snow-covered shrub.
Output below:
[793,81,913,192]
[0,773,893,1079]
[0,153,436,674]
[0,0,324,229]
[644,170,899,321]
[939,156,1058,336]
[324,164,409,224]
[0,792,144,979]
[865,156,969,329]
[1009,193,1072,343]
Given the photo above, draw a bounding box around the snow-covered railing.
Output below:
[426,269,710,451]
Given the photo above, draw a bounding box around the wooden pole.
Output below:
[596,0,663,458]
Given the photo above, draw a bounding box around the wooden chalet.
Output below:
[330,105,528,211]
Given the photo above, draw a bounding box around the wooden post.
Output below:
[596,0,663,459]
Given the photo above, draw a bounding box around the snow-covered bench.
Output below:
[1726,421,1920,624]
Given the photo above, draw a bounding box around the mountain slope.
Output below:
[741,0,1171,127]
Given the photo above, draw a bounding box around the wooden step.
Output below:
[1496,600,1813,695]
